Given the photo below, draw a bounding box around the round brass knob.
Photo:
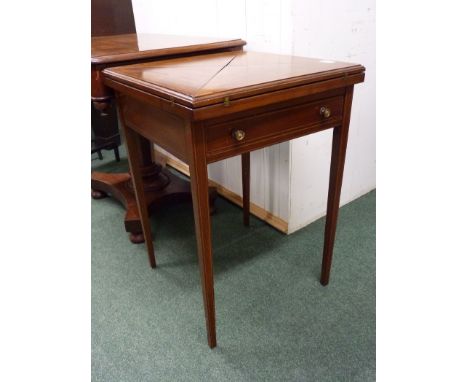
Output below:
[320,106,331,118]
[232,129,246,141]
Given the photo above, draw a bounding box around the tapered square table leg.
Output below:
[242,152,250,226]
[320,86,354,285]
[121,123,156,268]
[185,124,217,348]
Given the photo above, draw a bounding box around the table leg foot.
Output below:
[91,189,107,199]
[129,232,145,244]
[320,277,329,286]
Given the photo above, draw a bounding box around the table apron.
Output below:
[121,96,188,163]
[205,95,344,163]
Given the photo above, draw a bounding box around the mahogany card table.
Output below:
[103,51,365,348]
[91,33,246,243]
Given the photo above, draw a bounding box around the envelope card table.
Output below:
[103,51,365,347]
[91,33,246,243]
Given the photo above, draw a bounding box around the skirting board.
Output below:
[155,149,288,234]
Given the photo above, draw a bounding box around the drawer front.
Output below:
[205,96,343,162]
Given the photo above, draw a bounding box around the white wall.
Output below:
[132,0,375,232]
[288,0,376,231]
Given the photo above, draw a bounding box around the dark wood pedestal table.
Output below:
[103,51,365,347]
[91,33,246,243]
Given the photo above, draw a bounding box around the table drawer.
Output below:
[205,96,343,162]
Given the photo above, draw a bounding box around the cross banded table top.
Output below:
[103,51,365,108]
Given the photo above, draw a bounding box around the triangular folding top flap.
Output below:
[104,51,364,107]
[105,53,238,97]
[195,52,363,97]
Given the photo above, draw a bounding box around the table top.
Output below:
[103,51,365,108]
[91,33,246,65]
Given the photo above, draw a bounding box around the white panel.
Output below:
[224,157,242,196]
[242,0,293,221]
[289,130,333,232]
[288,0,376,232]
[207,160,227,186]
[249,149,266,209]
[264,145,279,216]
[215,0,247,38]
[245,0,279,52]
[279,0,293,54]
[278,141,291,221]
[133,0,218,36]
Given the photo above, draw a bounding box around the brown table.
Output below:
[103,51,365,348]
[91,33,246,243]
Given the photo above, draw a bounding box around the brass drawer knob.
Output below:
[320,106,331,118]
[232,129,246,141]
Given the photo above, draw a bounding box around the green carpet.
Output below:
[92,149,376,382]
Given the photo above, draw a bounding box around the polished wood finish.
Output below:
[104,51,363,107]
[91,36,246,102]
[120,110,156,267]
[103,51,365,347]
[120,96,188,162]
[91,32,246,242]
[91,0,133,164]
[91,0,136,37]
[241,153,250,226]
[185,121,217,348]
[92,34,246,65]
[91,99,121,161]
[91,0,131,219]
[204,95,344,162]
[320,86,354,286]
